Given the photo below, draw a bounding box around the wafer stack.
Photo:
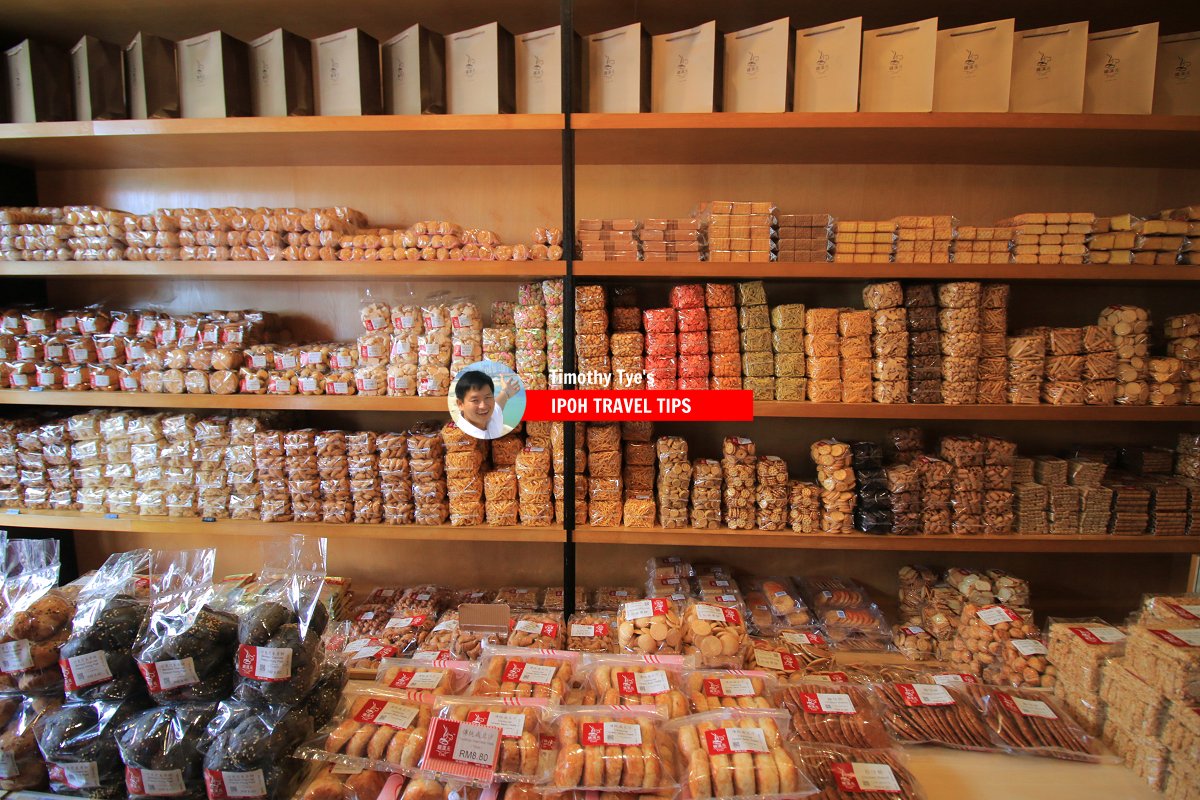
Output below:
[706,200,777,262]
[1014,482,1048,534]
[1082,324,1117,405]
[893,214,956,263]
[1000,211,1094,265]
[1088,214,1139,265]
[776,213,833,262]
[954,224,1014,264]
[577,218,642,261]
[905,284,942,404]
[833,219,897,263]
[641,217,705,262]
[1161,204,1200,265]
[978,284,1009,404]
[1107,480,1150,535]
[1132,217,1187,265]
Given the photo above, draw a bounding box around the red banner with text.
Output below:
[523,390,754,422]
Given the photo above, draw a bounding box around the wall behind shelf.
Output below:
[576,164,1199,223]
[37,164,563,248]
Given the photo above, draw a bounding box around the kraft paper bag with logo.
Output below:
[1154,31,1200,114]
[860,18,937,112]
[1009,22,1088,113]
[586,23,650,112]
[446,22,516,114]
[178,31,251,118]
[383,24,446,115]
[933,19,1014,111]
[5,39,72,123]
[312,29,382,116]
[249,29,313,117]
[516,25,564,113]
[70,35,125,120]
[125,32,178,120]
[724,17,793,112]
[651,21,720,113]
[1084,23,1159,114]
[793,17,861,112]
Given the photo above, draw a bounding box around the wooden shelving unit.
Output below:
[0,509,565,542]
[573,112,1200,166]
[0,390,450,411]
[574,262,1200,282]
[574,526,1200,553]
[0,261,567,280]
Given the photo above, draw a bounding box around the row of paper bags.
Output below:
[4,17,1196,122]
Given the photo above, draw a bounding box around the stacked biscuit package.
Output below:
[609,285,643,390]
[691,457,722,529]
[706,200,777,262]
[640,217,704,261]
[643,305,677,391]
[1088,214,1140,265]
[906,283,942,404]
[721,435,756,531]
[1007,330,1045,405]
[918,454,953,536]
[1001,211,1093,265]
[576,218,641,261]
[955,223,1015,264]
[776,213,833,262]
[939,436,984,536]
[737,281,773,399]
[443,422,484,527]
[756,453,789,531]
[409,422,447,525]
[516,427,552,527]
[671,284,710,390]
[938,282,982,404]
[1164,204,1200,265]
[621,425,656,528]
[841,308,873,403]
[1039,326,1085,406]
[1132,216,1188,265]
[656,434,689,529]
[852,441,890,533]
[587,423,621,527]
[805,307,840,402]
[770,302,806,400]
[515,285,548,391]
[1098,305,1152,405]
[978,284,1009,404]
[1082,323,1118,405]
[575,285,610,390]
[544,279,565,390]
[811,438,855,533]
[1164,314,1200,404]
[833,219,897,263]
[865,281,907,404]
[706,283,740,390]
[894,215,956,264]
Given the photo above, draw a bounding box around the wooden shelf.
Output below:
[752,402,1200,422]
[0,261,567,281]
[573,112,1200,166]
[575,526,1200,553]
[0,390,450,412]
[572,262,1200,282]
[0,509,565,543]
[0,115,565,169]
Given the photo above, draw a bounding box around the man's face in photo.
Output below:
[458,384,495,428]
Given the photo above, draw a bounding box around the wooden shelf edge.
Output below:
[572,112,1200,133]
[573,527,1200,553]
[0,391,451,412]
[0,510,565,543]
[0,261,567,280]
[571,262,1200,282]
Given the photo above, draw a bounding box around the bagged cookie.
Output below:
[0,538,74,694]
[202,697,314,800]
[36,695,150,798]
[117,703,219,800]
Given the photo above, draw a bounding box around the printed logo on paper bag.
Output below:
[675,54,689,80]
[1174,56,1191,81]
[194,60,207,85]
[1036,51,1052,77]
[603,55,616,80]
[745,52,759,77]
[963,49,979,74]
[1104,54,1121,79]
[889,50,904,74]
[532,55,544,80]
[465,55,476,79]
[815,50,829,75]
[328,58,340,83]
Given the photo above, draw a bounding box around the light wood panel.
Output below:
[1,261,566,280]
[574,113,1200,167]
[0,117,565,169]
[576,163,1199,225]
[574,263,1200,282]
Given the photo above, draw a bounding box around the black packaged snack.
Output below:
[202,698,313,800]
[117,703,218,800]
[36,695,152,797]
[302,662,347,731]
[850,441,883,468]
[855,508,894,534]
[0,694,63,790]
[133,550,237,704]
[61,550,151,702]
[234,536,329,707]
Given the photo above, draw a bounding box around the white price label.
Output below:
[156,657,201,690]
[513,619,545,635]
[717,677,755,696]
[976,606,1020,626]
[221,770,267,799]
[813,693,856,714]
[598,722,642,746]
[723,727,769,753]
[1009,639,1048,656]
[452,722,501,767]
[355,699,420,730]
[0,750,18,778]
[694,604,736,623]
[570,624,599,637]
[237,646,292,681]
[0,639,33,673]
[1012,696,1057,719]
[389,670,445,690]
[835,763,901,793]
[782,631,825,646]
[469,711,526,738]
[63,650,114,689]
[1070,625,1126,644]
[140,768,187,796]
[432,619,459,633]
[931,673,977,687]
[898,683,955,707]
[505,661,556,685]
[619,669,670,696]
[53,761,100,789]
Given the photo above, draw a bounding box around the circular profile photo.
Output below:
[448,359,527,440]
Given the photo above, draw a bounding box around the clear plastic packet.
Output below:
[508,614,564,650]
[741,579,811,634]
[793,742,926,800]
[984,637,1056,690]
[293,763,398,800]
[234,536,329,706]
[494,588,541,611]
[683,669,778,712]
[566,613,616,654]
[375,658,473,695]
[203,697,313,800]
[775,682,892,748]
[132,548,238,703]
[575,654,689,719]
[959,685,1115,763]
[745,636,834,684]
[297,684,437,773]
[36,694,151,797]
[469,645,578,702]
[869,682,1002,752]
[617,598,683,656]
[681,601,749,667]
[0,538,73,694]
[0,695,63,790]
[1138,593,1200,628]
[118,702,220,800]
[546,705,677,794]
[422,697,553,785]
[60,548,151,701]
